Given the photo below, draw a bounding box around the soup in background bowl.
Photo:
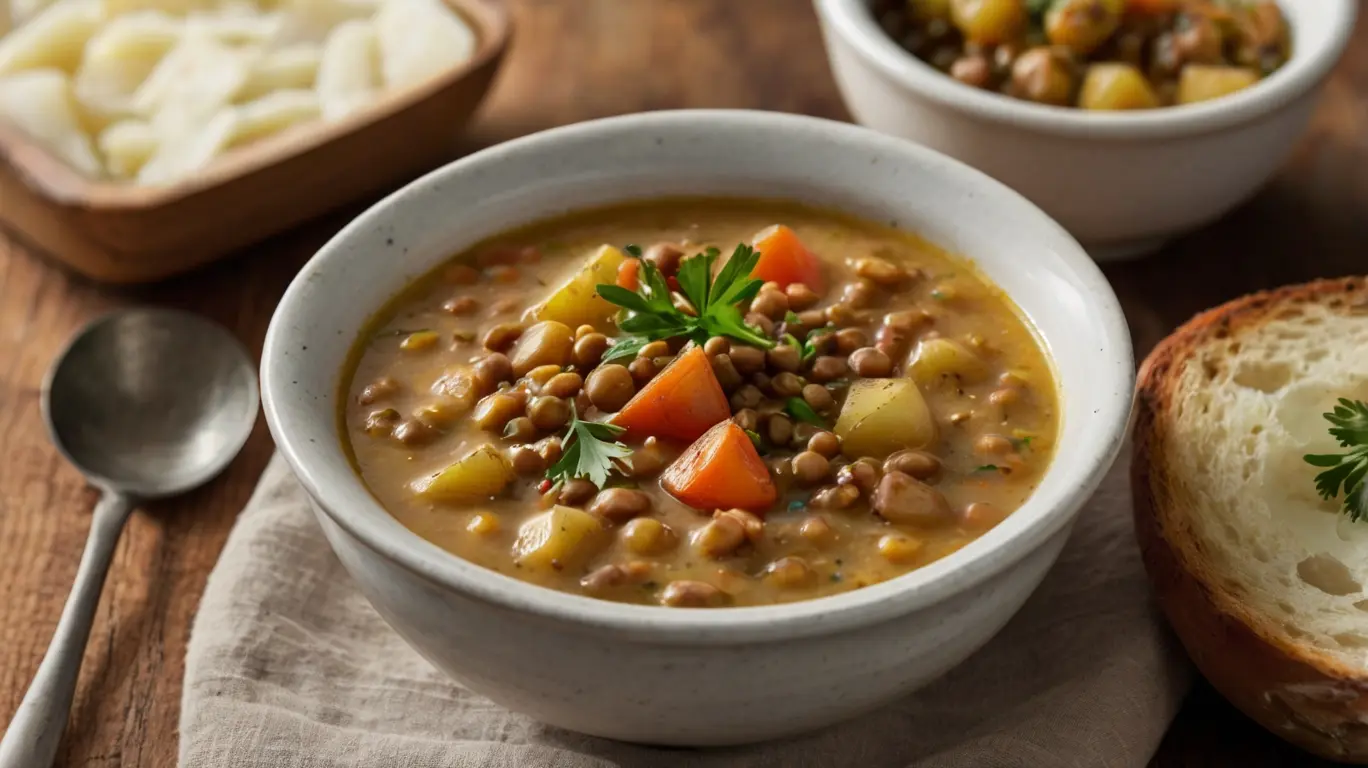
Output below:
[342,199,1059,608]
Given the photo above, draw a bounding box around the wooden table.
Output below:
[0,1,1362,765]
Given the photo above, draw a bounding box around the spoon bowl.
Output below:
[0,308,258,768]
[43,309,258,498]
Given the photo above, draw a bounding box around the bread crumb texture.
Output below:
[1164,285,1368,666]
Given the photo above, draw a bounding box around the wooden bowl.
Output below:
[0,0,510,284]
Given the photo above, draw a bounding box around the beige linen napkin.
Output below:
[181,447,1191,768]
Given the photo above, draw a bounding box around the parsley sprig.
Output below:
[545,405,632,489]
[1304,398,1368,522]
[597,244,776,362]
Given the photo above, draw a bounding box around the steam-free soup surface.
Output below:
[342,200,1058,607]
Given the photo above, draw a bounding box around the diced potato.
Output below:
[908,338,989,385]
[135,107,236,184]
[834,378,937,459]
[184,9,283,46]
[274,0,378,41]
[529,245,627,328]
[133,30,253,135]
[1045,0,1122,55]
[1078,63,1159,111]
[227,88,319,148]
[73,11,182,127]
[514,505,607,571]
[97,119,157,177]
[411,444,515,502]
[508,320,574,376]
[949,0,1026,46]
[373,0,475,89]
[315,18,377,121]
[1177,65,1260,105]
[0,0,102,76]
[235,44,320,103]
[0,70,101,176]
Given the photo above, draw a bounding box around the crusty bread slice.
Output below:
[1133,276,1368,763]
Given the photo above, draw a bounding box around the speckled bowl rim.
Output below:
[814,0,1357,140]
[262,110,1134,645]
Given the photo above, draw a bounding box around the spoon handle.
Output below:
[0,491,134,768]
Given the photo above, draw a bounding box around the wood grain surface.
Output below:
[0,1,1362,765]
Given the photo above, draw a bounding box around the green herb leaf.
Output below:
[1304,398,1368,522]
[676,248,717,313]
[624,243,642,257]
[744,428,766,454]
[784,310,801,326]
[594,241,775,353]
[546,404,632,489]
[975,464,1002,473]
[785,397,825,426]
[601,336,653,363]
[595,284,654,314]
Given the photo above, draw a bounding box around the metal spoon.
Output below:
[0,309,258,768]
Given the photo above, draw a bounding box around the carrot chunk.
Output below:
[750,224,824,292]
[616,258,640,291]
[662,421,778,512]
[611,345,731,442]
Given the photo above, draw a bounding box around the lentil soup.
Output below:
[341,199,1058,607]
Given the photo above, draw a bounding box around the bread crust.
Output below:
[1133,276,1368,763]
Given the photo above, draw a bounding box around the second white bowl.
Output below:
[814,0,1358,260]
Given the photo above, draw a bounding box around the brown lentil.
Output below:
[358,377,400,405]
[809,356,849,383]
[528,396,571,431]
[588,488,654,524]
[473,393,523,432]
[771,372,804,398]
[807,430,841,457]
[883,449,942,481]
[811,483,861,510]
[763,412,793,447]
[854,255,908,285]
[693,515,747,558]
[849,347,893,378]
[584,364,635,412]
[791,451,831,485]
[542,372,583,399]
[837,459,881,495]
[660,580,726,607]
[503,416,538,443]
[482,322,523,352]
[628,357,658,385]
[729,345,766,375]
[558,478,598,506]
[472,353,514,393]
[509,445,545,475]
[745,312,775,337]
[622,517,678,555]
[393,418,439,446]
[711,354,744,391]
[443,296,478,315]
[573,333,610,368]
[732,408,760,433]
[802,383,835,414]
[785,282,819,310]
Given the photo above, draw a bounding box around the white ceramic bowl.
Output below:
[261,110,1133,746]
[814,0,1358,261]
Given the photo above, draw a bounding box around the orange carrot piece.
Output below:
[616,258,640,290]
[662,421,777,512]
[611,346,731,442]
[750,224,824,293]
